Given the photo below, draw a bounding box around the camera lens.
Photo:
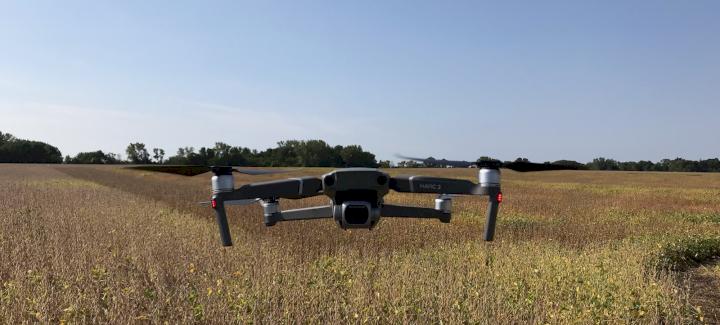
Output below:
[344,205,370,224]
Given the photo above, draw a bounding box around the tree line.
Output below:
[3,130,720,172]
[401,156,720,172]
[120,140,382,168]
[0,131,62,163]
[585,157,720,172]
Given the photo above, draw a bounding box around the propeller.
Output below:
[127,165,295,176]
[199,198,260,206]
[396,155,476,168]
[396,155,580,172]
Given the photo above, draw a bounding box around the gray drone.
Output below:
[131,157,577,246]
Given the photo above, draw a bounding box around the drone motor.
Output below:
[479,168,500,189]
[262,199,281,226]
[211,167,234,194]
[434,194,452,215]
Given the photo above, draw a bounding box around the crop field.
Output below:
[1,165,720,323]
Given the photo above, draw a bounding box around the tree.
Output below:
[0,131,62,163]
[225,146,250,166]
[213,142,231,161]
[587,157,619,171]
[152,148,165,164]
[377,160,393,168]
[107,153,121,162]
[552,160,587,170]
[478,156,500,163]
[636,160,655,171]
[295,140,340,167]
[0,131,14,146]
[339,145,377,167]
[125,143,151,164]
[166,147,195,165]
[66,150,120,164]
[262,141,300,166]
[0,139,62,163]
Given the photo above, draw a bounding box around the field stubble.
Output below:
[0,165,719,323]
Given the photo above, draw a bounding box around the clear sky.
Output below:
[1,1,718,163]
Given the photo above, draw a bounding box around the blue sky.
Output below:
[1,1,718,163]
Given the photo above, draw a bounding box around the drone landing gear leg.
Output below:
[212,199,233,246]
[483,188,501,241]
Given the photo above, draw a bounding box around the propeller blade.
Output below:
[127,165,296,177]
[503,161,579,172]
[128,165,211,176]
[198,199,260,206]
[232,168,297,175]
[398,154,580,172]
[395,154,474,168]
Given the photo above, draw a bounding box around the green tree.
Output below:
[293,140,341,167]
[636,160,655,171]
[0,139,62,163]
[377,160,393,168]
[340,145,377,167]
[552,160,587,170]
[125,143,151,164]
[67,150,120,164]
[587,157,619,170]
[152,148,165,164]
[0,131,14,146]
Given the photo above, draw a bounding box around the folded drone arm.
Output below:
[389,175,483,195]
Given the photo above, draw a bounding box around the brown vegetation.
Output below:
[1,165,719,323]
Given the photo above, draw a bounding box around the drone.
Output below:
[130,156,577,246]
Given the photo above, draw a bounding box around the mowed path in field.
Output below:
[1,165,719,323]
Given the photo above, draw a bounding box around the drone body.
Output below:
[129,156,577,246]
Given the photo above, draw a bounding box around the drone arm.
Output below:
[389,176,482,195]
[380,204,451,223]
[265,205,333,225]
[210,177,323,246]
[217,176,323,201]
